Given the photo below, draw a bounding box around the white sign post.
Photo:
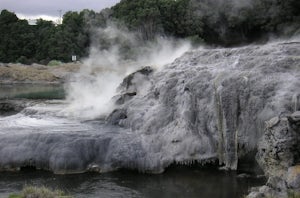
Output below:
[72,55,77,62]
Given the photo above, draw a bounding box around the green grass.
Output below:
[9,186,73,198]
[8,194,21,198]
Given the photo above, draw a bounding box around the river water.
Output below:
[0,165,265,198]
[0,84,265,198]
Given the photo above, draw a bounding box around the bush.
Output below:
[187,35,204,46]
[47,60,62,66]
[16,56,29,65]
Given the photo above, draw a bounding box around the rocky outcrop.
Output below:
[0,100,31,116]
[257,112,300,178]
[108,41,300,171]
[0,41,299,174]
[112,66,153,105]
[247,112,300,198]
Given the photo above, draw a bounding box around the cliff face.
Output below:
[0,40,299,174]
[109,40,300,171]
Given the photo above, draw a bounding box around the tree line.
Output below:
[0,0,299,64]
[0,9,90,64]
[112,0,300,45]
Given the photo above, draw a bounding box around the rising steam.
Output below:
[62,24,191,119]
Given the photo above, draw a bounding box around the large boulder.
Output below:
[256,112,300,177]
[248,112,300,197]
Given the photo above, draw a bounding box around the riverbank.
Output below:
[0,63,81,84]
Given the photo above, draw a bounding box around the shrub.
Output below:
[47,60,62,66]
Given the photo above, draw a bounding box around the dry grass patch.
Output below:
[0,65,57,82]
[9,185,73,198]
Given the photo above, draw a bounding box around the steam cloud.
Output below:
[62,24,191,119]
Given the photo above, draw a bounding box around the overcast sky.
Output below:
[0,0,120,21]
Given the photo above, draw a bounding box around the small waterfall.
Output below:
[292,93,300,111]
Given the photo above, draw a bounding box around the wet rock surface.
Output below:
[0,99,32,116]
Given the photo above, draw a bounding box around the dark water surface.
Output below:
[0,165,265,198]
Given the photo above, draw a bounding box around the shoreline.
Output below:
[0,62,81,84]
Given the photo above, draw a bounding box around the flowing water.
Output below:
[0,85,265,198]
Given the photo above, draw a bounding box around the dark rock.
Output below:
[114,92,137,105]
[288,111,300,123]
[106,109,127,126]
[118,66,153,92]
[0,100,27,116]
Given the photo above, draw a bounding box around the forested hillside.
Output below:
[0,0,299,64]
[112,0,300,44]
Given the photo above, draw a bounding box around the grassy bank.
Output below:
[9,186,73,198]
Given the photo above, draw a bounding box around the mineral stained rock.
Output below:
[0,40,299,174]
[109,41,300,170]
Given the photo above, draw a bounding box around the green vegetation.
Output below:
[0,9,90,64]
[112,0,203,40]
[112,0,300,45]
[47,60,62,66]
[8,186,72,198]
[0,0,299,64]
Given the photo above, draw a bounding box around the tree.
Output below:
[112,0,163,40]
[0,10,36,63]
[33,19,55,62]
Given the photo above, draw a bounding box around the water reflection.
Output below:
[0,84,65,99]
[0,165,265,198]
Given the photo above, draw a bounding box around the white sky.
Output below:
[0,0,120,21]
